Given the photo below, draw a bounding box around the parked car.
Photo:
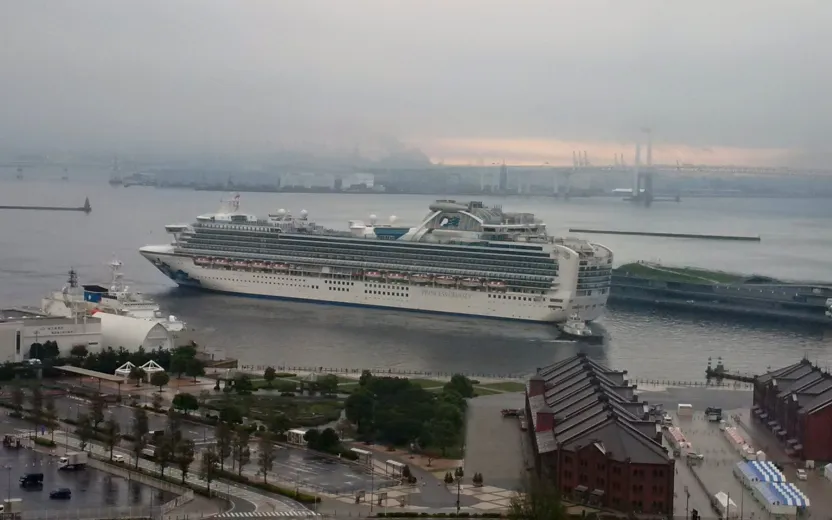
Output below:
[796,469,808,481]
[49,488,71,499]
[113,454,126,464]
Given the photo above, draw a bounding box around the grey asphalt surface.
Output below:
[0,424,172,514]
[52,395,214,444]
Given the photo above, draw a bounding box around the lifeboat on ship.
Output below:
[232,260,249,269]
[435,275,456,286]
[364,271,383,280]
[411,273,432,284]
[487,280,507,291]
[461,277,482,288]
[194,257,210,266]
[387,272,408,283]
[214,258,229,267]
[251,261,268,270]
[272,263,288,271]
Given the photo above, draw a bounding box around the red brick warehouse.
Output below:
[525,353,675,516]
[753,358,832,461]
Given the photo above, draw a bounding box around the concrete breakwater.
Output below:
[0,196,91,213]
[569,228,761,241]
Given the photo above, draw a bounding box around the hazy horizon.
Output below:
[1,1,830,167]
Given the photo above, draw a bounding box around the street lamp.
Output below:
[455,466,464,515]
[5,465,12,505]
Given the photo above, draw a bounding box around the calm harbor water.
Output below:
[1,176,831,380]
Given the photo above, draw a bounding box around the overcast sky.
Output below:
[1,0,829,165]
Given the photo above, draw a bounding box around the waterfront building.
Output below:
[0,311,101,362]
[752,359,832,461]
[524,354,674,516]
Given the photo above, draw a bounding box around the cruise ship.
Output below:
[139,196,613,323]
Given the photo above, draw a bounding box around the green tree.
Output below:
[172,392,199,413]
[170,355,188,379]
[30,386,44,423]
[175,439,196,484]
[257,432,276,483]
[268,413,291,437]
[90,393,106,430]
[233,374,254,395]
[444,374,474,399]
[43,395,59,442]
[304,429,321,450]
[104,417,121,461]
[345,387,375,433]
[507,475,567,520]
[129,366,146,386]
[76,413,94,453]
[198,390,212,408]
[28,342,43,360]
[42,340,60,359]
[131,407,150,468]
[10,386,24,415]
[69,344,88,359]
[359,369,373,387]
[150,371,170,392]
[215,422,233,471]
[151,392,164,413]
[232,427,251,476]
[200,447,219,493]
[185,358,205,382]
[219,405,243,425]
[167,410,184,443]
[155,440,175,477]
[427,417,457,457]
[263,366,277,388]
[317,428,340,453]
[317,374,339,396]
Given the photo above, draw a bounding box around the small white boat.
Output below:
[232,260,249,269]
[194,257,210,266]
[251,261,268,270]
[214,258,229,266]
[387,273,408,282]
[487,280,507,291]
[559,313,602,342]
[365,271,383,279]
[435,275,456,286]
[411,273,432,284]
[272,263,288,271]
[461,277,482,288]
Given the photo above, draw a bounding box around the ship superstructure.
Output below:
[41,260,186,333]
[140,196,613,323]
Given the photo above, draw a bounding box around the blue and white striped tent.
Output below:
[735,461,786,483]
[756,481,810,508]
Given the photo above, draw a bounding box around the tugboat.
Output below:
[559,313,603,343]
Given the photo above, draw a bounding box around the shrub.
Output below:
[215,469,319,503]
[34,437,56,448]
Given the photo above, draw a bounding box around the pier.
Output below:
[569,228,761,241]
[705,357,757,383]
[0,197,91,213]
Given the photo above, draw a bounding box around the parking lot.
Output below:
[0,445,172,513]
[256,444,398,495]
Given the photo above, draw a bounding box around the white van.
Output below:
[677,404,693,417]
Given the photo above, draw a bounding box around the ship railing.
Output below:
[180,247,557,286]
[182,234,557,272]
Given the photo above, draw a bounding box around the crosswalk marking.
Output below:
[217,512,319,518]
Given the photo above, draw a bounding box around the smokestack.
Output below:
[583,151,589,167]
[572,151,578,169]
[614,155,619,167]
[644,128,653,167]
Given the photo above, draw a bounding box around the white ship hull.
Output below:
[140,246,607,323]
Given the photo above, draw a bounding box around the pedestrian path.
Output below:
[216,512,320,518]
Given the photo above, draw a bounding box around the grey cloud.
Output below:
[0,0,829,159]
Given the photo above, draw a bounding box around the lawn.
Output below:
[472,387,503,397]
[477,381,526,393]
[406,378,445,389]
